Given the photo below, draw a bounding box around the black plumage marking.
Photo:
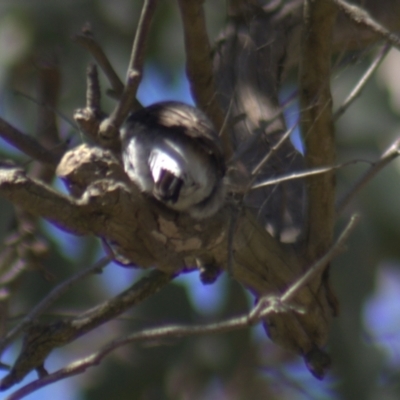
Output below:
[155,169,184,203]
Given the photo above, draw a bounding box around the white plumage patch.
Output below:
[149,148,182,184]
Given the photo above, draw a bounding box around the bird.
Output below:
[120,101,226,219]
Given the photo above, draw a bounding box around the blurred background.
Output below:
[0,1,400,399]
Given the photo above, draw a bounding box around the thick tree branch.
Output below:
[177,0,233,158]
[299,0,337,258]
[0,143,336,373]
[0,167,93,236]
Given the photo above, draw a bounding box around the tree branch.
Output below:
[126,0,157,87]
[86,63,102,112]
[73,64,106,142]
[334,42,391,121]
[299,0,337,259]
[0,270,174,391]
[177,0,233,159]
[333,0,400,50]
[73,30,125,98]
[251,122,299,177]
[4,214,359,398]
[251,160,370,190]
[281,214,359,304]
[0,257,111,356]
[336,137,400,214]
[0,167,93,236]
[98,0,157,150]
[0,143,335,381]
[0,119,59,167]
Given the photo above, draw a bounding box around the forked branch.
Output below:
[4,214,359,399]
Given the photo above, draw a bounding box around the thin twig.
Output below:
[230,92,298,165]
[5,315,249,400]
[74,64,106,142]
[336,137,400,214]
[98,0,157,148]
[334,42,391,121]
[98,72,141,150]
[0,118,59,167]
[251,159,371,190]
[280,214,359,304]
[34,57,63,154]
[73,32,125,98]
[251,121,299,176]
[227,202,241,276]
[113,0,157,117]
[127,0,157,85]
[0,59,63,349]
[0,257,111,356]
[0,270,174,392]
[86,63,102,112]
[13,91,78,136]
[333,0,400,50]
[5,214,359,399]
